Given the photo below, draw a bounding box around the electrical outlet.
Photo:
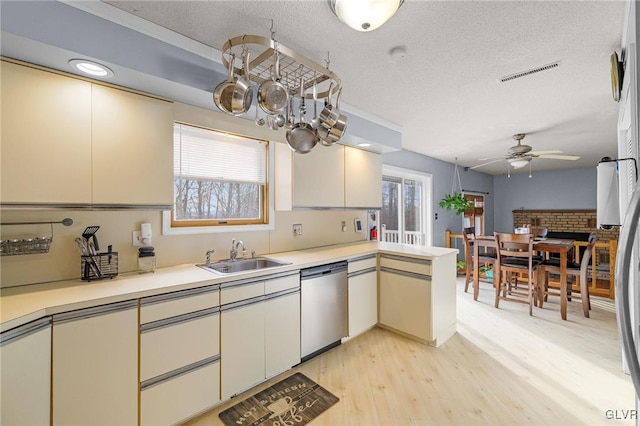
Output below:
[293,224,302,236]
[341,221,347,232]
[132,230,143,246]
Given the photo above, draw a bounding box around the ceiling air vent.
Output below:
[499,60,561,83]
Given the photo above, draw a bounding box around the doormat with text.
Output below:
[218,373,340,426]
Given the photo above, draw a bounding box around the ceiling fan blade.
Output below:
[537,154,580,160]
[470,158,505,170]
[477,155,505,161]
[529,150,563,156]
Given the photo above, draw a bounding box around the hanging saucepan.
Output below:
[286,77,318,154]
[231,48,254,115]
[213,53,236,115]
[318,82,339,130]
[318,87,344,145]
[257,46,288,114]
[319,112,348,146]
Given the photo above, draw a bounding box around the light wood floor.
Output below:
[184,278,635,425]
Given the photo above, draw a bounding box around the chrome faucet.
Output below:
[205,249,215,266]
[230,238,246,261]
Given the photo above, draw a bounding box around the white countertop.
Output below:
[0,241,457,331]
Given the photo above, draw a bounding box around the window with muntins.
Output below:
[172,123,269,227]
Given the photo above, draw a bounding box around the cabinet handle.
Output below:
[140,306,220,333]
[380,253,432,266]
[347,267,377,278]
[220,294,265,312]
[0,316,51,346]
[263,287,299,302]
[380,266,431,281]
[140,355,220,391]
[53,300,138,324]
[348,254,377,263]
[140,285,219,307]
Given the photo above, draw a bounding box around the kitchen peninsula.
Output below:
[1,241,457,426]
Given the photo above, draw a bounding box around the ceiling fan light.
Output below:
[510,159,530,169]
[330,0,404,32]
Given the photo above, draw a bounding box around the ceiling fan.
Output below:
[470,133,580,170]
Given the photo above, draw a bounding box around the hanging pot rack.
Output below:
[221,34,341,100]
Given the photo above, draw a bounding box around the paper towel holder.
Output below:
[598,157,638,181]
[597,157,638,230]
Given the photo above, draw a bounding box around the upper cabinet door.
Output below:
[91,85,173,207]
[1,61,92,204]
[293,144,345,208]
[344,146,382,208]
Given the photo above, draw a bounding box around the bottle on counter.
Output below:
[138,246,156,274]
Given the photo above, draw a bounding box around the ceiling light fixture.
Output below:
[358,143,371,147]
[509,158,531,169]
[329,0,404,32]
[68,59,114,78]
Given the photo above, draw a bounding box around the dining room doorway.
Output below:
[381,165,433,246]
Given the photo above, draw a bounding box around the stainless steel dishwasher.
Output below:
[300,261,348,362]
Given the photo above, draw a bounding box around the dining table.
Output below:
[532,238,575,320]
[472,235,576,320]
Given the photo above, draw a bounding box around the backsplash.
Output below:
[0,209,367,288]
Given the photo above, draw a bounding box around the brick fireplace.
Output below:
[512,209,618,298]
[512,209,619,242]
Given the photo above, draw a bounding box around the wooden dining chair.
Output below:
[462,227,497,293]
[530,226,548,238]
[494,232,543,315]
[542,232,598,318]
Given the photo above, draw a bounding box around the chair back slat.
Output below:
[494,232,534,259]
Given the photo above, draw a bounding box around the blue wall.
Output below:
[493,167,597,232]
[382,149,597,246]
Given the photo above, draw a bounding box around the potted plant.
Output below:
[439,192,474,215]
[456,260,466,275]
[480,264,494,282]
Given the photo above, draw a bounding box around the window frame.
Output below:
[163,122,275,235]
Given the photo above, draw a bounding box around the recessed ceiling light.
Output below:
[68,59,114,78]
[358,143,371,147]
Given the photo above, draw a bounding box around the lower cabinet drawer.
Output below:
[140,360,220,426]
[141,313,219,382]
[265,273,299,294]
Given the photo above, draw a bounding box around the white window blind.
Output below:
[174,123,267,184]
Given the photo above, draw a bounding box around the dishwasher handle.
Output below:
[301,261,348,280]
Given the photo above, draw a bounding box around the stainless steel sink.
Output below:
[197,257,291,274]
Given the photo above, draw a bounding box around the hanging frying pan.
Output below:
[213,53,236,115]
[258,46,289,114]
[231,48,254,115]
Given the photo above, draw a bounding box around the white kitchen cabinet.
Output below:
[52,300,138,426]
[92,84,173,207]
[0,59,173,208]
[1,60,92,205]
[140,361,220,426]
[221,295,265,400]
[345,146,382,208]
[275,142,382,210]
[293,144,345,208]
[347,254,378,338]
[378,252,457,346]
[0,317,51,425]
[140,285,220,426]
[265,274,301,378]
[221,272,300,399]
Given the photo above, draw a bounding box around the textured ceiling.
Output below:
[102,1,624,174]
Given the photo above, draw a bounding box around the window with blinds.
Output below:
[172,123,269,226]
